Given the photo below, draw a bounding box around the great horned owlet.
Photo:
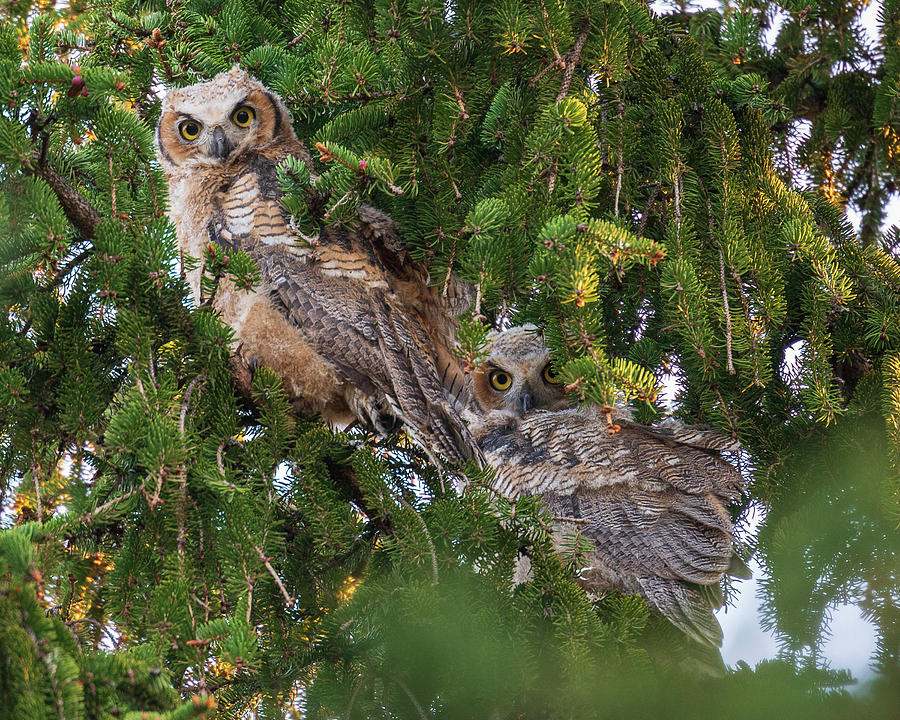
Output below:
[471,324,570,415]
[156,68,475,463]
[470,325,748,649]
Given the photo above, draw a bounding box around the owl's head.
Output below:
[156,67,297,174]
[473,325,570,415]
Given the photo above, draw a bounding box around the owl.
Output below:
[470,327,748,650]
[156,68,475,463]
[472,324,570,415]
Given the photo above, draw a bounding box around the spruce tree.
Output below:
[0,1,897,718]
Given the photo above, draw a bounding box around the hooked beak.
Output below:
[212,126,232,160]
[520,387,534,413]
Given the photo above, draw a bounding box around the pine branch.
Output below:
[637,183,660,237]
[29,158,101,239]
[556,16,591,103]
[325,458,395,536]
[718,247,735,375]
[254,542,295,609]
[78,488,140,526]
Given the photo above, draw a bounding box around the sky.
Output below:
[649,0,890,684]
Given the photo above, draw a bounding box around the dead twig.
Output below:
[254,543,295,609]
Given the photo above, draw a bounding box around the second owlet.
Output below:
[470,325,748,649]
[156,68,475,463]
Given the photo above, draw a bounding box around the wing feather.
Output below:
[478,408,745,646]
[207,159,476,462]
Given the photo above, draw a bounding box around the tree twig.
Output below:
[254,543,295,610]
[29,160,101,239]
[556,17,591,103]
[78,488,140,525]
[718,248,735,375]
[395,677,429,720]
[179,375,204,435]
[637,183,659,238]
[614,99,624,217]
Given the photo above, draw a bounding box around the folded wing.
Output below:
[208,159,477,463]
[478,409,744,646]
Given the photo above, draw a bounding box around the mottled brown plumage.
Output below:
[157,68,475,462]
[470,328,747,648]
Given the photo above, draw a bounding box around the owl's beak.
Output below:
[211,126,232,160]
[520,387,534,413]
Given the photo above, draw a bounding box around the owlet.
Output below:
[470,325,749,649]
[156,68,475,463]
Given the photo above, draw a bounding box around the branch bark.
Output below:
[29,160,101,239]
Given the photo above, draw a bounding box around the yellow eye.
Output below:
[231,106,255,127]
[542,363,562,384]
[489,370,513,391]
[179,120,202,141]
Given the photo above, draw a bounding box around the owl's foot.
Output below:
[346,388,403,437]
[368,400,403,436]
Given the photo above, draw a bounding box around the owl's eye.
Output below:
[231,106,255,127]
[489,370,513,392]
[542,363,562,385]
[179,120,202,141]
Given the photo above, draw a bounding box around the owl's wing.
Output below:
[543,487,730,646]
[637,418,741,454]
[208,164,476,463]
[481,409,743,500]
[478,409,744,646]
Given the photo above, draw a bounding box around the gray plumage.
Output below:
[470,328,747,648]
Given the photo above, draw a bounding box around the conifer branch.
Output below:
[397,493,439,585]
[23,622,65,720]
[146,469,165,510]
[718,248,735,375]
[106,13,153,37]
[698,176,735,376]
[23,113,101,240]
[78,488,140,526]
[432,161,462,202]
[530,58,564,88]
[539,0,565,67]
[732,269,761,386]
[344,674,368,719]
[325,459,395,535]
[133,370,150,409]
[180,376,204,435]
[32,460,43,524]
[556,17,590,103]
[396,676,429,720]
[451,82,469,120]
[66,617,121,649]
[29,158,102,240]
[637,183,660,237]
[107,150,117,217]
[254,543,295,609]
[614,100,624,218]
[289,88,408,105]
[288,19,317,47]
[673,167,683,235]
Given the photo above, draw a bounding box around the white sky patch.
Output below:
[657,370,681,411]
[821,604,879,682]
[718,506,779,668]
[781,338,805,387]
[848,193,900,234]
